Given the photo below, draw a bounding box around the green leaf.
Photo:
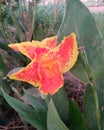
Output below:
[0,54,9,77]
[0,77,10,95]
[70,54,89,82]
[96,76,104,129]
[57,0,104,82]
[69,100,87,130]
[52,88,70,126]
[47,99,69,130]
[24,89,47,128]
[83,84,101,130]
[0,41,11,51]
[3,91,46,130]
[11,13,25,41]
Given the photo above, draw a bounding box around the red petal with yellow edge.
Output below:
[9,41,39,60]
[9,42,50,60]
[53,33,79,73]
[38,60,63,95]
[8,41,39,51]
[8,60,40,87]
[41,36,57,48]
[20,45,50,60]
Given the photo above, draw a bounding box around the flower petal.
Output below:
[9,41,50,60]
[38,60,63,95]
[41,36,57,48]
[53,33,79,73]
[9,41,39,60]
[8,60,40,87]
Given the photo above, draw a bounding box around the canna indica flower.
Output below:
[8,33,79,95]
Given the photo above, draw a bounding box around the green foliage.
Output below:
[0,0,36,43]
[52,88,70,126]
[93,13,104,38]
[96,75,104,129]
[0,1,37,126]
[34,3,64,40]
[0,0,37,96]
[0,54,9,76]
[47,99,69,130]
[24,89,47,126]
[1,0,104,130]
[83,84,101,130]
[3,90,46,130]
[69,99,87,130]
[3,86,88,130]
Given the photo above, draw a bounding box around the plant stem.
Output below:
[80,50,94,83]
[91,85,101,130]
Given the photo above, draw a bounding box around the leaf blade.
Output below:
[52,88,70,126]
[47,99,69,130]
[24,88,47,128]
[83,84,101,130]
[69,100,87,130]
[3,91,46,130]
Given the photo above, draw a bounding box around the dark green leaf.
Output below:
[24,89,47,128]
[96,76,104,129]
[0,41,10,50]
[11,13,25,41]
[0,54,9,76]
[83,84,101,130]
[47,99,69,130]
[70,54,89,82]
[3,91,46,130]
[52,88,70,126]
[69,99,87,130]
[0,77,10,95]
[57,0,104,82]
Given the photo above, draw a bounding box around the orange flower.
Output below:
[8,33,79,95]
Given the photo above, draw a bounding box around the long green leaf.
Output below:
[0,41,11,50]
[0,77,10,95]
[10,13,25,41]
[69,100,87,130]
[24,89,47,112]
[57,0,104,82]
[24,89,47,129]
[52,88,70,126]
[0,54,9,77]
[96,76,104,129]
[3,91,46,130]
[47,99,69,130]
[83,84,101,130]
